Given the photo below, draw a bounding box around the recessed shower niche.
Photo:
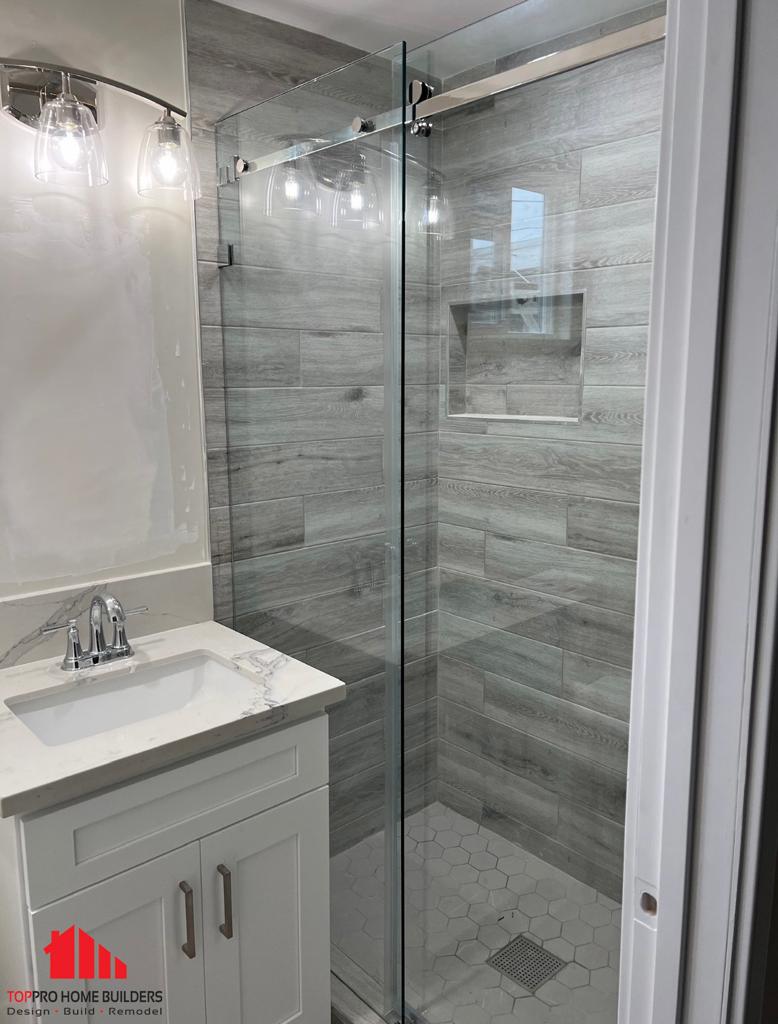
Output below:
[447,290,585,420]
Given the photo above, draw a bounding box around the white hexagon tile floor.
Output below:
[331,802,621,1024]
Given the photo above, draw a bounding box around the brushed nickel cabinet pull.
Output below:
[179,881,196,959]
[217,864,234,939]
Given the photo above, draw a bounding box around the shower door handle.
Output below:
[217,864,234,939]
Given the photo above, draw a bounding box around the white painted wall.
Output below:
[0,0,209,599]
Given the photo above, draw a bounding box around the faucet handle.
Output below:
[41,618,89,671]
[111,605,148,657]
[41,616,80,636]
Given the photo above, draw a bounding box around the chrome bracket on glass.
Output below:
[409,79,434,137]
[219,155,249,186]
[351,116,376,134]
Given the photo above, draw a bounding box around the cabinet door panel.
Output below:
[29,843,205,1024]
[201,787,330,1024]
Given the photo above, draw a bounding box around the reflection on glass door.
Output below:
[399,5,664,1024]
[214,43,408,1021]
[214,1,667,1021]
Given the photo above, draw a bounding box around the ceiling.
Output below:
[212,0,525,54]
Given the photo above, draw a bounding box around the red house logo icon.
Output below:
[44,926,127,980]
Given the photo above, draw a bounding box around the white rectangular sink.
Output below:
[6,654,260,747]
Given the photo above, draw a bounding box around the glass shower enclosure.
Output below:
[214,4,665,1022]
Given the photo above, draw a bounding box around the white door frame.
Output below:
[619,0,742,1021]
[681,0,778,1018]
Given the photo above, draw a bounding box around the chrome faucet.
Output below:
[42,593,147,671]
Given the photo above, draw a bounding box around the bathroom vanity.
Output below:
[0,621,345,1022]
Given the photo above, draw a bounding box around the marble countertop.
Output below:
[0,621,345,818]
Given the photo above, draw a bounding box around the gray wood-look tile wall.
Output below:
[188,0,663,896]
[434,37,663,898]
[185,0,440,854]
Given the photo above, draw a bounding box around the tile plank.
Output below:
[226,386,383,446]
[439,703,625,822]
[505,385,580,420]
[229,437,384,503]
[438,655,485,712]
[439,432,642,502]
[230,497,305,560]
[488,386,645,445]
[438,478,568,544]
[580,131,661,208]
[485,535,636,612]
[441,199,655,280]
[304,479,436,545]
[567,496,640,559]
[439,569,634,668]
[234,534,386,616]
[200,326,225,388]
[438,739,559,837]
[583,326,647,386]
[439,610,563,696]
[300,332,382,386]
[439,523,486,576]
[221,265,381,332]
[483,671,629,772]
[235,583,384,652]
[223,327,300,387]
[563,651,631,723]
[557,800,625,878]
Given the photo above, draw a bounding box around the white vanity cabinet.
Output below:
[6,715,332,1024]
[200,788,330,1023]
[29,843,207,1021]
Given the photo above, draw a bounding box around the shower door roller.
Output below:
[409,79,434,137]
[408,79,433,106]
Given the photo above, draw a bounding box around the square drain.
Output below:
[486,934,565,993]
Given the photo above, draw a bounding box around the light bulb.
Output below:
[34,91,107,187]
[138,112,201,200]
[283,172,301,201]
[265,159,319,217]
[333,150,381,230]
[55,131,85,169]
[419,179,452,238]
[152,145,186,186]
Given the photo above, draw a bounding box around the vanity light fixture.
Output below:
[0,59,199,199]
[138,111,200,200]
[34,74,107,187]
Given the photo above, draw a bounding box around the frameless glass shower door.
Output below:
[396,6,664,1024]
[214,44,410,1021]
[213,3,666,1022]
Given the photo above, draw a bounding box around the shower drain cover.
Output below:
[486,933,565,993]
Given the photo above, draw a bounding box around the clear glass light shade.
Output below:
[138,113,201,200]
[34,92,107,187]
[332,154,382,230]
[419,184,452,238]
[265,160,320,217]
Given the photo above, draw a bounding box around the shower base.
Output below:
[331,802,620,1024]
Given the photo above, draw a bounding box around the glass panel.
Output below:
[214,43,406,1020]
[404,5,665,1023]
